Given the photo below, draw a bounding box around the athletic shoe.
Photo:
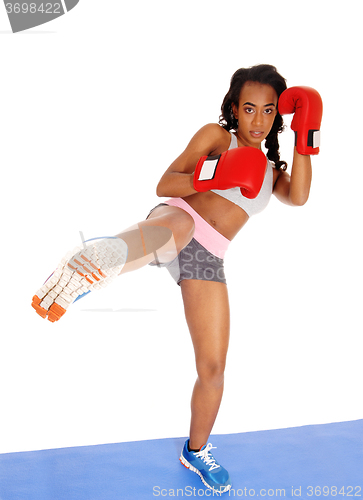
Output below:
[31,237,128,322]
[180,440,232,494]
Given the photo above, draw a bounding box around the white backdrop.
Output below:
[0,0,362,454]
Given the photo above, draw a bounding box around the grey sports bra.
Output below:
[211,132,274,217]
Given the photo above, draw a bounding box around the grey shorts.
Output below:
[147,204,227,286]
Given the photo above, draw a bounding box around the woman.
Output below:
[32,64,322,494]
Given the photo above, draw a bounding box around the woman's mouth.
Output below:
[250,131,264,138]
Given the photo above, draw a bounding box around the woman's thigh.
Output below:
[117,204,195,272]
[145,204,195,251]
[180,279,230,378]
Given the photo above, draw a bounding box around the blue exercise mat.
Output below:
[0,419,362,499]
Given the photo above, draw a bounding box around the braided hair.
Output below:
[219,64,288,171]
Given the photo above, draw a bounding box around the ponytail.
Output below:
[265,113,287,171]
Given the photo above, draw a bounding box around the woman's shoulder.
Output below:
[198,123,231,140]
[193,123,232,154]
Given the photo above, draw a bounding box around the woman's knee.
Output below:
[148,206,195,250]
[196,358,226,387]
[168,210,195,245]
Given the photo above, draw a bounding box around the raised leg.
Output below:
[32,205,195,321]
[117,204,195,273]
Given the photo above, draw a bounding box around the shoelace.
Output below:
[194,443,221,471]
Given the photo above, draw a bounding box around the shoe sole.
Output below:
[32,237,127,322]
[179,453,231,494]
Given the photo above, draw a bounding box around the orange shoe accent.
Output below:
[31,295,48,318]
[179,458,190,469]
[32,295,41,305]
[31,295,67,322]
[98,269,107,278]
[47,303,67,322]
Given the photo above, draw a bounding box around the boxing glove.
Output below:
[278,86,323,155]
[193,146,267,199]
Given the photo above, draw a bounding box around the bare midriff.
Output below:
[182,191,249,241]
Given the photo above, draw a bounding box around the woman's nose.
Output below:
[252,111,263,126]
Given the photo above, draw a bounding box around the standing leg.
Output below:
[179,278,232,493]
[180,279,230,449]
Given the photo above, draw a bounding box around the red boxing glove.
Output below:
[278,86,323,155]
[193,146,267,199]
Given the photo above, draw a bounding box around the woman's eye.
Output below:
[245,108,254,114]
[264,108,273,114]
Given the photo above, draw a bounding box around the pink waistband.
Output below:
[164,198,230,259]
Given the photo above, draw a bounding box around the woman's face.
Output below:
[232,81,278,148]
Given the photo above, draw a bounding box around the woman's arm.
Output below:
[156,124,228,198]
[273,148,312,206]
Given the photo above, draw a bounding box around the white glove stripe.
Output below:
[198,158,219,181]
[313,130,321,149]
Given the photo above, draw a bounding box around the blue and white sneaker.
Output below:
[180,440,232,494]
